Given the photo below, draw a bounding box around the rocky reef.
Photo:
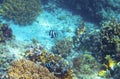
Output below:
[0,0,41,25]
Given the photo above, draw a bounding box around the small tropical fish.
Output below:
[45,62,53,71]
[76,22,86,36]
[98,70,107,77]
[98,69,111,78]
[105,55,117,70]
[49,30,57,38]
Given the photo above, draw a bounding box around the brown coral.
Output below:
[7,59,58,79]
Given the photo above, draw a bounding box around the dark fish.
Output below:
[49,30,57,38]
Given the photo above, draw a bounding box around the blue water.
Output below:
[0,0,120,79]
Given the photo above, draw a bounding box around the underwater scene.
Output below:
[0,0,120,79]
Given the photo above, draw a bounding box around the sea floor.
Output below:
[0,1,111,79]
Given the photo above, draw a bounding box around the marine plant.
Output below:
[0,0,41,25]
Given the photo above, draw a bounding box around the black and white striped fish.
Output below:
[49,30,57,38]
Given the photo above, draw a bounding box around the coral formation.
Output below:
[99,18,120,62]
[0,46,11,78]
[73,54,100,76]
[73,18,120,63]
[73,22,100,53]
[0,39,36,78]
[113,62,120,79]
[98,59,120,79]
[72,19,120,79]
[59,69,75,79]
[7,59,58,79]
[0,0,41,25]
[56,0,120,24]
[52,39,73,57]
[25,43,75,79]
[0,22,13,42]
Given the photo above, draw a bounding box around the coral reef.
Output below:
[113,62,120,79]
[0,39,34,78]
[0,39,42,79]
[56,0,120,24]
[73,54,100,76]
[25,43,75,79]
[0,22,13,42]
[98,55,118,78]
[0,0,41,25]
[99,18,120,62]
[73,22,101,53]
[72,54,101,79]
[59,69,75,79]
[73,18,120,63]
[52,39,73,58]
[73,19,120,78]
[0,43,15,78]
[7,59,58,79]
[98,59,120,79]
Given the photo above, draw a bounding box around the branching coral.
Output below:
[7,59,58,79]
[0,0,41,25]
[99,18,120,62]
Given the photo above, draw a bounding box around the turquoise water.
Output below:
[0,0,120,79]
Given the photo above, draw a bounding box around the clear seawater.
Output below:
[0,0,120,79]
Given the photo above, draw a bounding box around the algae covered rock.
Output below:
[0,0,41,25]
